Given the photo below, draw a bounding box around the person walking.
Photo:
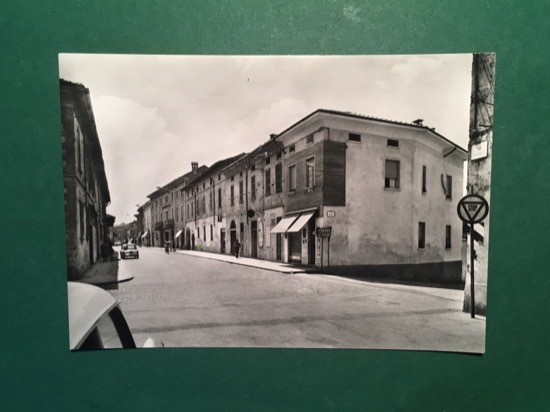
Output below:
[165,241,170,254]
[233,239,241,258]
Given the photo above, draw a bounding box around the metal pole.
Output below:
[327,237,330,273]
[320,237,323,271]
[470,222,476,318]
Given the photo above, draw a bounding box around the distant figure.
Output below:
[100,242,110,262]
[234,240,241,258]
[165,241,170,254]
[172,239,176,252]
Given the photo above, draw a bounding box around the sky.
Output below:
[59,54,473,224]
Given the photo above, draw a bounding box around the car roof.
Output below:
[67,282,118,350]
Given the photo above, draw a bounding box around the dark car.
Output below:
[120,243,139,259]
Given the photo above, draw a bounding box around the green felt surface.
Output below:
[1,1,548,410]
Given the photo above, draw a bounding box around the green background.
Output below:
[1,1,548,410]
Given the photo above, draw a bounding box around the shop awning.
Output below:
[270,215,299,234]
[174,230,183,239]
[286,211,315,233]
[141,231,149,238]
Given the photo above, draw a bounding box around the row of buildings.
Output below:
[60,79,115,280]
[136,109,467,284]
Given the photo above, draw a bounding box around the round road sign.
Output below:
[457,194,489,224]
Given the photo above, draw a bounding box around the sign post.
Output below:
[317,227,332,272]
[457,194,489,318]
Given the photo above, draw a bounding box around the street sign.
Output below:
[457,194,489,224]
[457,193,489,319]
[317,226,332,238]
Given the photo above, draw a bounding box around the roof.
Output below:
[274,109,467,154]
[186,153,245,187]
[147,165,208,198]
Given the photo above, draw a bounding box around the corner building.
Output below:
[270,109,467,283]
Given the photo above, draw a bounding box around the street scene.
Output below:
[82,245,485,352]
[60,54,494,353]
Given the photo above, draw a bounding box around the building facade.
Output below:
[60,80,113,280]
[139,109,467,284]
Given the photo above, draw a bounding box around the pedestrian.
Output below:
[100,242,110,262]
[165,241,170,254]
[234,239,241,258]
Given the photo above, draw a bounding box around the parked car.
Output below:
[120,243,139,259]
[68,282,155,350]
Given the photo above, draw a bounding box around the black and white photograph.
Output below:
[60,53,494,353]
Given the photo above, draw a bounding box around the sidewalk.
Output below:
[77,252,134,286]
[158,247,312,274]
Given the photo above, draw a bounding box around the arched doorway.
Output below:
[230,220,237,255]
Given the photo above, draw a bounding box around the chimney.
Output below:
[191,162,198,171]
[270,133,278,140]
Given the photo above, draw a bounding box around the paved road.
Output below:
[108,247,485,352]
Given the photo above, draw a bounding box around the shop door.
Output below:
[250,221,257,258]
[229,220,236,254]
[289,232,302,263]
[220,229,226,254]
[275,217,282,260]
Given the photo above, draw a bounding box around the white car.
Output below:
[120,243,139,259]
[68,282,155,350]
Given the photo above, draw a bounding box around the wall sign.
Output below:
[471,140,488,161]
[327,210,335,218]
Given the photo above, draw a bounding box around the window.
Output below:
[288,165,296,191]
[387,139,399,147]
[306,134,313,145]
[239,180,244,204]
[218,188,222,209]
[422,166,427,194]
[210,225,213,241]
[275,163,282,193]
[265,156,270,165]
[349,133,361,142]
[306,157,315,188]
[385,160,400,189]
[165,210,168,220]
[218,173,221,181]
[79,201,85,241]
[418,222,426,249]
[288,144,295,153]
[251,175,256,201]
[265,168,271,196]
[276,152,282,160]
[176,207,178,221]
[240,222,244,233]
[230,185,234,206]
[164,195,168,203]
[197,227,200,238]
[203,226,206,241]
[75,117,84,174]
[209,192,213,211]
[445,225,452,249]
[446,175,453,199]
